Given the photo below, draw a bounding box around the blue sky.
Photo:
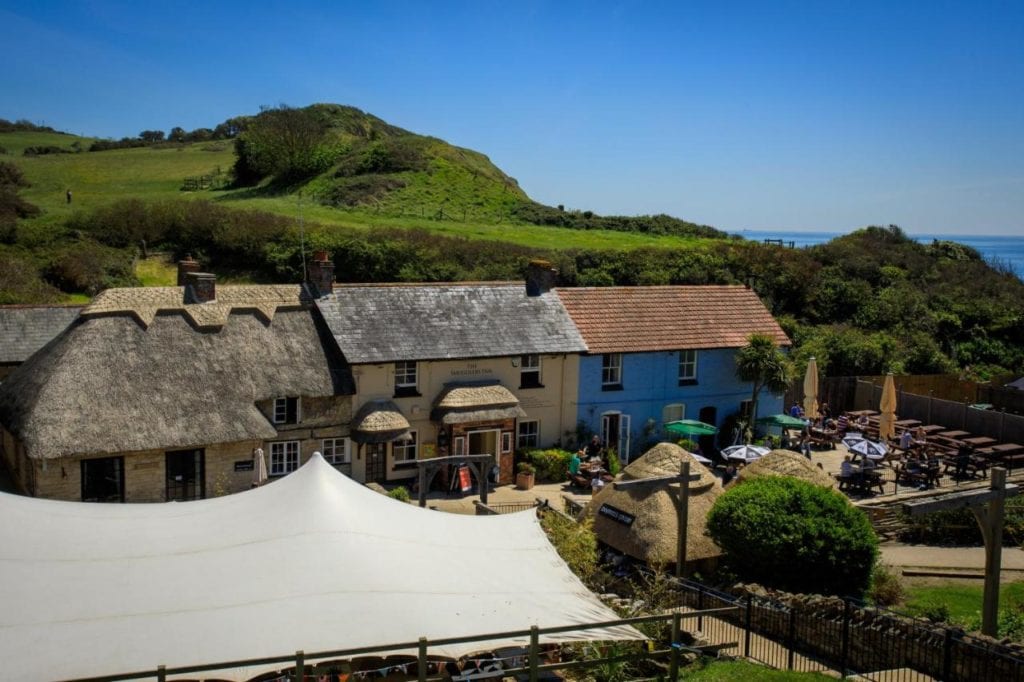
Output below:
[1,1,1021,236]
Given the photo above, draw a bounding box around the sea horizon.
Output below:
[732,229,1023,278]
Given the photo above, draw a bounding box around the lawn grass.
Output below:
[134,255,178,287]
[680,658,833,680]
[903,580,1024,626]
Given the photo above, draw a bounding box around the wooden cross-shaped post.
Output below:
[901,467,1019,636]
[613,460,701,578]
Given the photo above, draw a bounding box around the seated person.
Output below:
[590,471,606,493]
[855,414,869,429]
[914,426,927,443]
[899,429,913,451]
[568,449,582,476]
[584,434,604,462]
[821,403,832,420]
[840,456,854,478]
[721,464,737,486]
[836,414,850,434]
[954,444,973,479]
[789,401,803,418]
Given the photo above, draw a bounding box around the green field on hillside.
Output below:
[5,131,711,251]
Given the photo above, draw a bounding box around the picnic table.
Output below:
[894,418,922,429]
[937,430,971,439]
[917,424,946,436]
[962,436,997,448]
[847,410,878,418]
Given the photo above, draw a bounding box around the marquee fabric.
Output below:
[0,455,641,681]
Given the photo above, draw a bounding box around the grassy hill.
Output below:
[2,106,1022,380]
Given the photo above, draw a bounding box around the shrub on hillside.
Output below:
[43,240,137,295]
[0,251,62,304]
[707,477,878,597]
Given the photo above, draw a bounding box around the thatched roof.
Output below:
[85,284,308,329]
[0,296,354,460]
[735,449,837,489]
[582,442,723,566]
[351,399,411,444]
[430,382,525,424]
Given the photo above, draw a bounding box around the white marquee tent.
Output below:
[0,455,641,681]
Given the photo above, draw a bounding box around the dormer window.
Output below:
[273,397,299,425]
[520,354,542,388]
[394,361,419,397]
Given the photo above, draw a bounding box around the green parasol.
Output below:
[665,419,718,437]
[756,413,807,429]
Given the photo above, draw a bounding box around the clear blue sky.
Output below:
[1,1,1021,236]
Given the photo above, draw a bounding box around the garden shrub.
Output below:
[386,486,410,503]
[707,477,878,597]
[869,563,906,607]
[540,511,597,586]
[526,448,573,482]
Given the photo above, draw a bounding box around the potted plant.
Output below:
[516,461,536,490]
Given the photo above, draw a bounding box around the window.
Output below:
[663,404,685,424]
[601,353,623,389]
[81,456,125,502]
[322,438,350,465]
[678,350,698,384]
[517,420,539,449]
[273,397,299,425]
[394,361,418,396]
[269,441,300,476]
[520,354,542,388]
[393,431,418,463]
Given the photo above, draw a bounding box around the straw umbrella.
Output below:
[735,449,837,489]
[581,443,723,569]
[878,373,897,441]
[803,357,820,420]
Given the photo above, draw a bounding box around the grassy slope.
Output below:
[6,131,712,251]
[904,581,1024,626]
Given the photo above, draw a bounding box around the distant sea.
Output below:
[733,230,1023,280]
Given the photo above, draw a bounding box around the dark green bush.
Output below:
[707,477,879,597]
[43,240,137,295]
[525,448,573,482]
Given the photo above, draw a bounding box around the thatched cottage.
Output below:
[0,269,353,502]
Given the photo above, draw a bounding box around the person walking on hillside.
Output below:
[66,189,72,204]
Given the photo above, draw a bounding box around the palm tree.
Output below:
[735,333,793,440]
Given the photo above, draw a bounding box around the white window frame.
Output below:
[322,437,350,465]
[269,441,300,476]
[272,396,300,425]
[678,350,698,382]
[663,403,686,424]
[601,353,623,387]
[394,361,418,389]
[520,354,541,387]
[393,430,418,463]
[517,420,540,449]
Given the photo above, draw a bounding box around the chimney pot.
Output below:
[185,272,216,304]
[307,254,335,298]
[177,254,200,286]
[525,259,558,297]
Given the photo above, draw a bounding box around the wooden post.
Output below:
[528,625,539,682]
[417,637,428,682]
[973,468,1007,637]
[418,464,428,508]
[677,460,691,579]
[157,665,166,682]
[668,611,682,681]
[294,650,304,682]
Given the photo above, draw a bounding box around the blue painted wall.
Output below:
[574,349,784,458]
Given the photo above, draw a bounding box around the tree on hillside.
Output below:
[232,105,336,185]
[735,333,792,436]
[139,130,165,143]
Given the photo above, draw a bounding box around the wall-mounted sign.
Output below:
[598,504,635,527]
[234,461,254,472]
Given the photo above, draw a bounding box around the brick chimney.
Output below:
[177,254,200,286]
[184,272,216,304]
[307,250,335,297]
[525,259,558,297]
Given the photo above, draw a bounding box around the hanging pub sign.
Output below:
[598,503,635,527]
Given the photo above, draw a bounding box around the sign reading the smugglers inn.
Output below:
[598,503,635,527]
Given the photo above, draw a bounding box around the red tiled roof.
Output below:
[556,285,790,353]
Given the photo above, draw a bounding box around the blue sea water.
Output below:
[733,230,1024,280]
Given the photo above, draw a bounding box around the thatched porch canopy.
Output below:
[431,382,526,424]
[583,442,724,566]
[735,449,837,489]
[351,399,411,444]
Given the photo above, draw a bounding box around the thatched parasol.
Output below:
[734,449,837,489]
[581,442,723,567]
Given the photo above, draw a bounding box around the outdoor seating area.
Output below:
[822,407,1024,498]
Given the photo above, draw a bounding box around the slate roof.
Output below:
[556,285,790,353]
[0,305,83,364]
[316,283,587,363]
